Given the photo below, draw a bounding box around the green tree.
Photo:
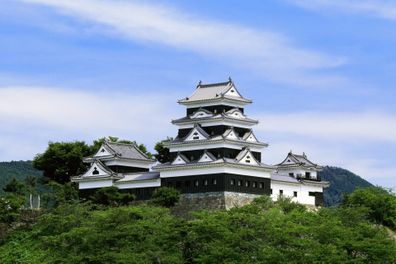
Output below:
[33,141,92,184]
[343,187,396,229]
[3,178,26,196]
[154,137,172,163]
[90,187,135,206]
[151,187,180,207]
[0,194,25,224]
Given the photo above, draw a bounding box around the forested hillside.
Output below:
[0,161,43,193]
[319,166,373,206]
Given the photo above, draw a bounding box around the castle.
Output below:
[72,79,329,209]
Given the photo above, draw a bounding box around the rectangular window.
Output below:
[279,190,283,195]
[237,180,242,186]
[305,172,311,178]
[309,192,316,197]
[252,182,257,188]
[259,182,264,189]
[204,179,208,186]
[230,179,235,185]
[245,181,250,187]
[294,191,297,197]
[270,188,273,194]
[289,173,294,177]
[212,179,217,185]
[194,180,199,187]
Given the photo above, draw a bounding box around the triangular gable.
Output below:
[190,109,213,119]
[223,83,243,99]
[82,160,113,178]
[171,153,190,165]
[198,151,216,163]
[92,143,114,158]
[223,127,239,140]
[225,108,245,119]
[236,149,259,166]
[242,131,259,143]
[184,125,210,141]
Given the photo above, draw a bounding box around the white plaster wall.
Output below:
[116,180,161,189]
[277,169,317,179]
[159,166,272,178]
[270,181,323,206]
[79,180,113,189]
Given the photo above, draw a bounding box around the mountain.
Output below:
[0,161,43,193]
[319,166,373,206]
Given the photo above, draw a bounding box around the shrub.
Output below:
[151,187,180,207]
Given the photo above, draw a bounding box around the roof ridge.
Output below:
[197,79,231,88]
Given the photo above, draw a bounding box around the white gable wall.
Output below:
[185,128,208,141]
[271,181,323,205]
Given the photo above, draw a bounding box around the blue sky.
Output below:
[0,0,395,188]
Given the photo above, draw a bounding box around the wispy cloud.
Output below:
[20,0,347,88]
[0,86,179,159]
[287,0,396,21]
[255,112,396,143]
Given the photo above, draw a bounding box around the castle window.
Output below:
[245,181,250,187]
[270,189,273,194]
[279,190,283,195]
[212,179,217,185]
[92,167,99,175]
[252,182,257,188]
[193,132,199,140]
[309,192,316,197]
[259,182,264,189]
[305,172,311,178]
[204,179,208,186]
[101,148,105,153]
[294,191,297,197]
[289,173,294,177]
[230,179,235,185]
[194,180,199,187]
[237,180,242,186]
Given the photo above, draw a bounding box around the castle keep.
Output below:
[72,79,329,208]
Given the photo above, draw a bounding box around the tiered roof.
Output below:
[178,79,252,105]
[277,151,322,170]
[85,140,155,163]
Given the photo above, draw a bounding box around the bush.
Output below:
[343,187,396,229]
[151,187,180,207]
[90,187,135,206]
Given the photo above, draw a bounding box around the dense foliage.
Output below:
[0,161,43,194]
[343,187,396,229]
[151,187,180,207]
[154,138,172,163]
[319,166,373,206]
[0,193,395,263]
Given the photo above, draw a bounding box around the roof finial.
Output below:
[228,76,232,82]
[289,150,293,154]
[303,152,307,158]
[198,80,202,87]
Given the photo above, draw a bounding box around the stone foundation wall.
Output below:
[171,191,261,217]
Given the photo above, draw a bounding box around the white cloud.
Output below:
[287,0,396,21]
[0,86,179,159]
[20,0,346,88]
[254,112,396,143]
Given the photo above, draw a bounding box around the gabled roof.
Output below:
[222,127,240,140]
[116,172,160,182]
[277,151,321,169]
[90,140,153,161]
[198,150,217,163]
[183,124,210,141]
[80,160,115,178]
[242,130,259,143]
[178,79,252,104]
[235,147,260,166]
[171,153,190,165]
